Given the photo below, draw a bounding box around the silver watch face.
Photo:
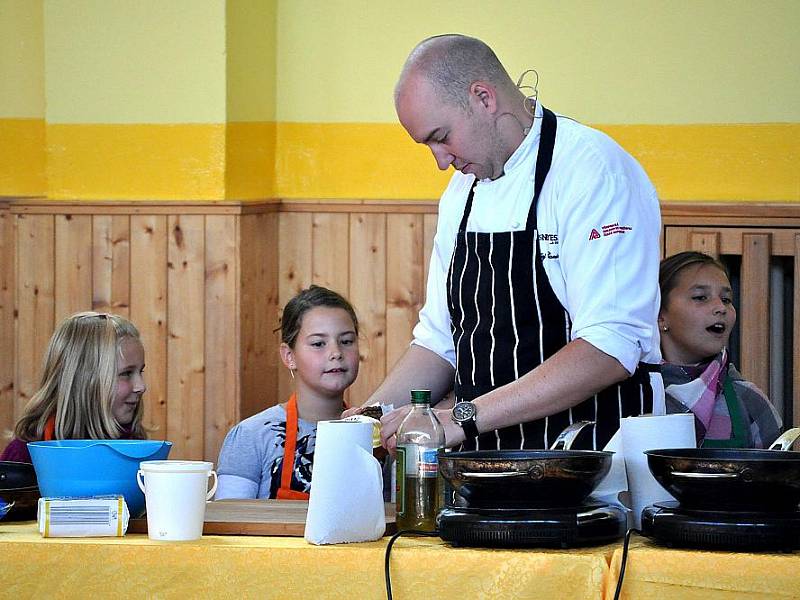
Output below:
[452,401,476,423]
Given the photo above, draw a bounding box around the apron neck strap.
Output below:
[701,375,749,448]
[525,107,557,231]
[277,393,310,500]
[43,415,56,441]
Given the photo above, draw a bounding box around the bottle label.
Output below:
[395,446,406,517]
[399,444,439,478]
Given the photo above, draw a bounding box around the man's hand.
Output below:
[340,405,369,419]
[380,405,465,455]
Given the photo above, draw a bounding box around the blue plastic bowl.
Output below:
[28,440,172,518]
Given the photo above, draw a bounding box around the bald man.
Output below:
[363,35,664,452]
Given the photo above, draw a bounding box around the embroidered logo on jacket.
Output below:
[590,223,632,241]
[601,222,632,237]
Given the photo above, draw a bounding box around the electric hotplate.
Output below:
[641,501,800,552]
[437,500,625,548]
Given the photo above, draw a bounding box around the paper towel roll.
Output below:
[620,414,696,529]
[304,419,385,544]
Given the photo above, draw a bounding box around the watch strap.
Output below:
[459,415,479,440]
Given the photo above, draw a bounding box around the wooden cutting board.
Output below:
[128,499,396,537]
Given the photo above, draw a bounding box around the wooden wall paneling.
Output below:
[54,215,93,322]
[689,231,721,258]
[348,213,386,407]
[386,214,424,374]
[277,213,313,404]
[130,215,168,439]
[311,213,349,293]
[240,212,279,420]
[205,215,240,462]
[311,212,352,405]
[423,214,438,300]
[92,215,130,318]
[795,234,800,429]
[15,215,55,418]
[663,227,690,258]
[739,233,772,395]
[716,228,799,257]
[167,215,206,460]
[0,207,15,433]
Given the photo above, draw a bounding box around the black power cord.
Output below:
[613,527,640,600]
[384,529,440,600]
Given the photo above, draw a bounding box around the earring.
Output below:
[662,325,669,332]
[288,366,295,379]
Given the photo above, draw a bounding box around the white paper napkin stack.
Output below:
[304,418,386,544]
[595,413,696,529]
[620,414,696,528]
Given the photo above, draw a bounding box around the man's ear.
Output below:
[469,81,498,113]
[280,343,295,369]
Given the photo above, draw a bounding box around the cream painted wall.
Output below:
[44,0,227,124]
[226,0,276,122]
[0,0,44,118]
[276,0,800,124]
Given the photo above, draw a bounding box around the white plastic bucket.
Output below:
[136,460,217,541]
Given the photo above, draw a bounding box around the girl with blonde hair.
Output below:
[1,311,148,463]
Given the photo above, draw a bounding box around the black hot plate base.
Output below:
[437,500,625,549]
[641,501,800,552]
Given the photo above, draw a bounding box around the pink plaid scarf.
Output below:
[664,349,732,440]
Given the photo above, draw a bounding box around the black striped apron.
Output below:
[446,107,655,451]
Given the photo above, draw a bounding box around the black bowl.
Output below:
[0,462,40,520]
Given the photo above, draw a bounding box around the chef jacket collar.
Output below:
[476,99,544,184]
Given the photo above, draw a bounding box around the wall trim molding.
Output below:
[5,197,800,223]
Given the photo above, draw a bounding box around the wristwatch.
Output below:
[451,401,479,440]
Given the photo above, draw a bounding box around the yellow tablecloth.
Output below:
[0,522,615,599]
[607,535,800,600]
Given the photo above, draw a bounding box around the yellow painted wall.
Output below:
[225,0,277,199]
[275,0,800,201]
[45,0,225,123]
[0,0,45,195]
[41,0,226,200]
[2,1,797,202]
[276,0,799,124]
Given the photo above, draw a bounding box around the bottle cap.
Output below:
[410,389,431,404]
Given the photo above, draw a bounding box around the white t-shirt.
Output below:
[413,101,663,376]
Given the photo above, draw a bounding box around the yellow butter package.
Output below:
[38,495,130,537]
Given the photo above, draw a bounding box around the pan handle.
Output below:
[550,420,595,450]
[768,427,800,451]
[670,471,739,480]
[458,471,527,479]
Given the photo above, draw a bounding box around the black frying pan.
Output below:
[438,421,612,508]
[0,461,40,520]
[645,428,800,512]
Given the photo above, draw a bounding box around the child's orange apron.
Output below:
[276,393,310,500]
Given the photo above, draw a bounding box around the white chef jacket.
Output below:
[412,101,663,376]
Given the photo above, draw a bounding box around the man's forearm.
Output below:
[471,338,630,434]
[366,344,455,408]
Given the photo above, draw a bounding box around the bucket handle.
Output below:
[136,469,217,499]
[206,471,218,500]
